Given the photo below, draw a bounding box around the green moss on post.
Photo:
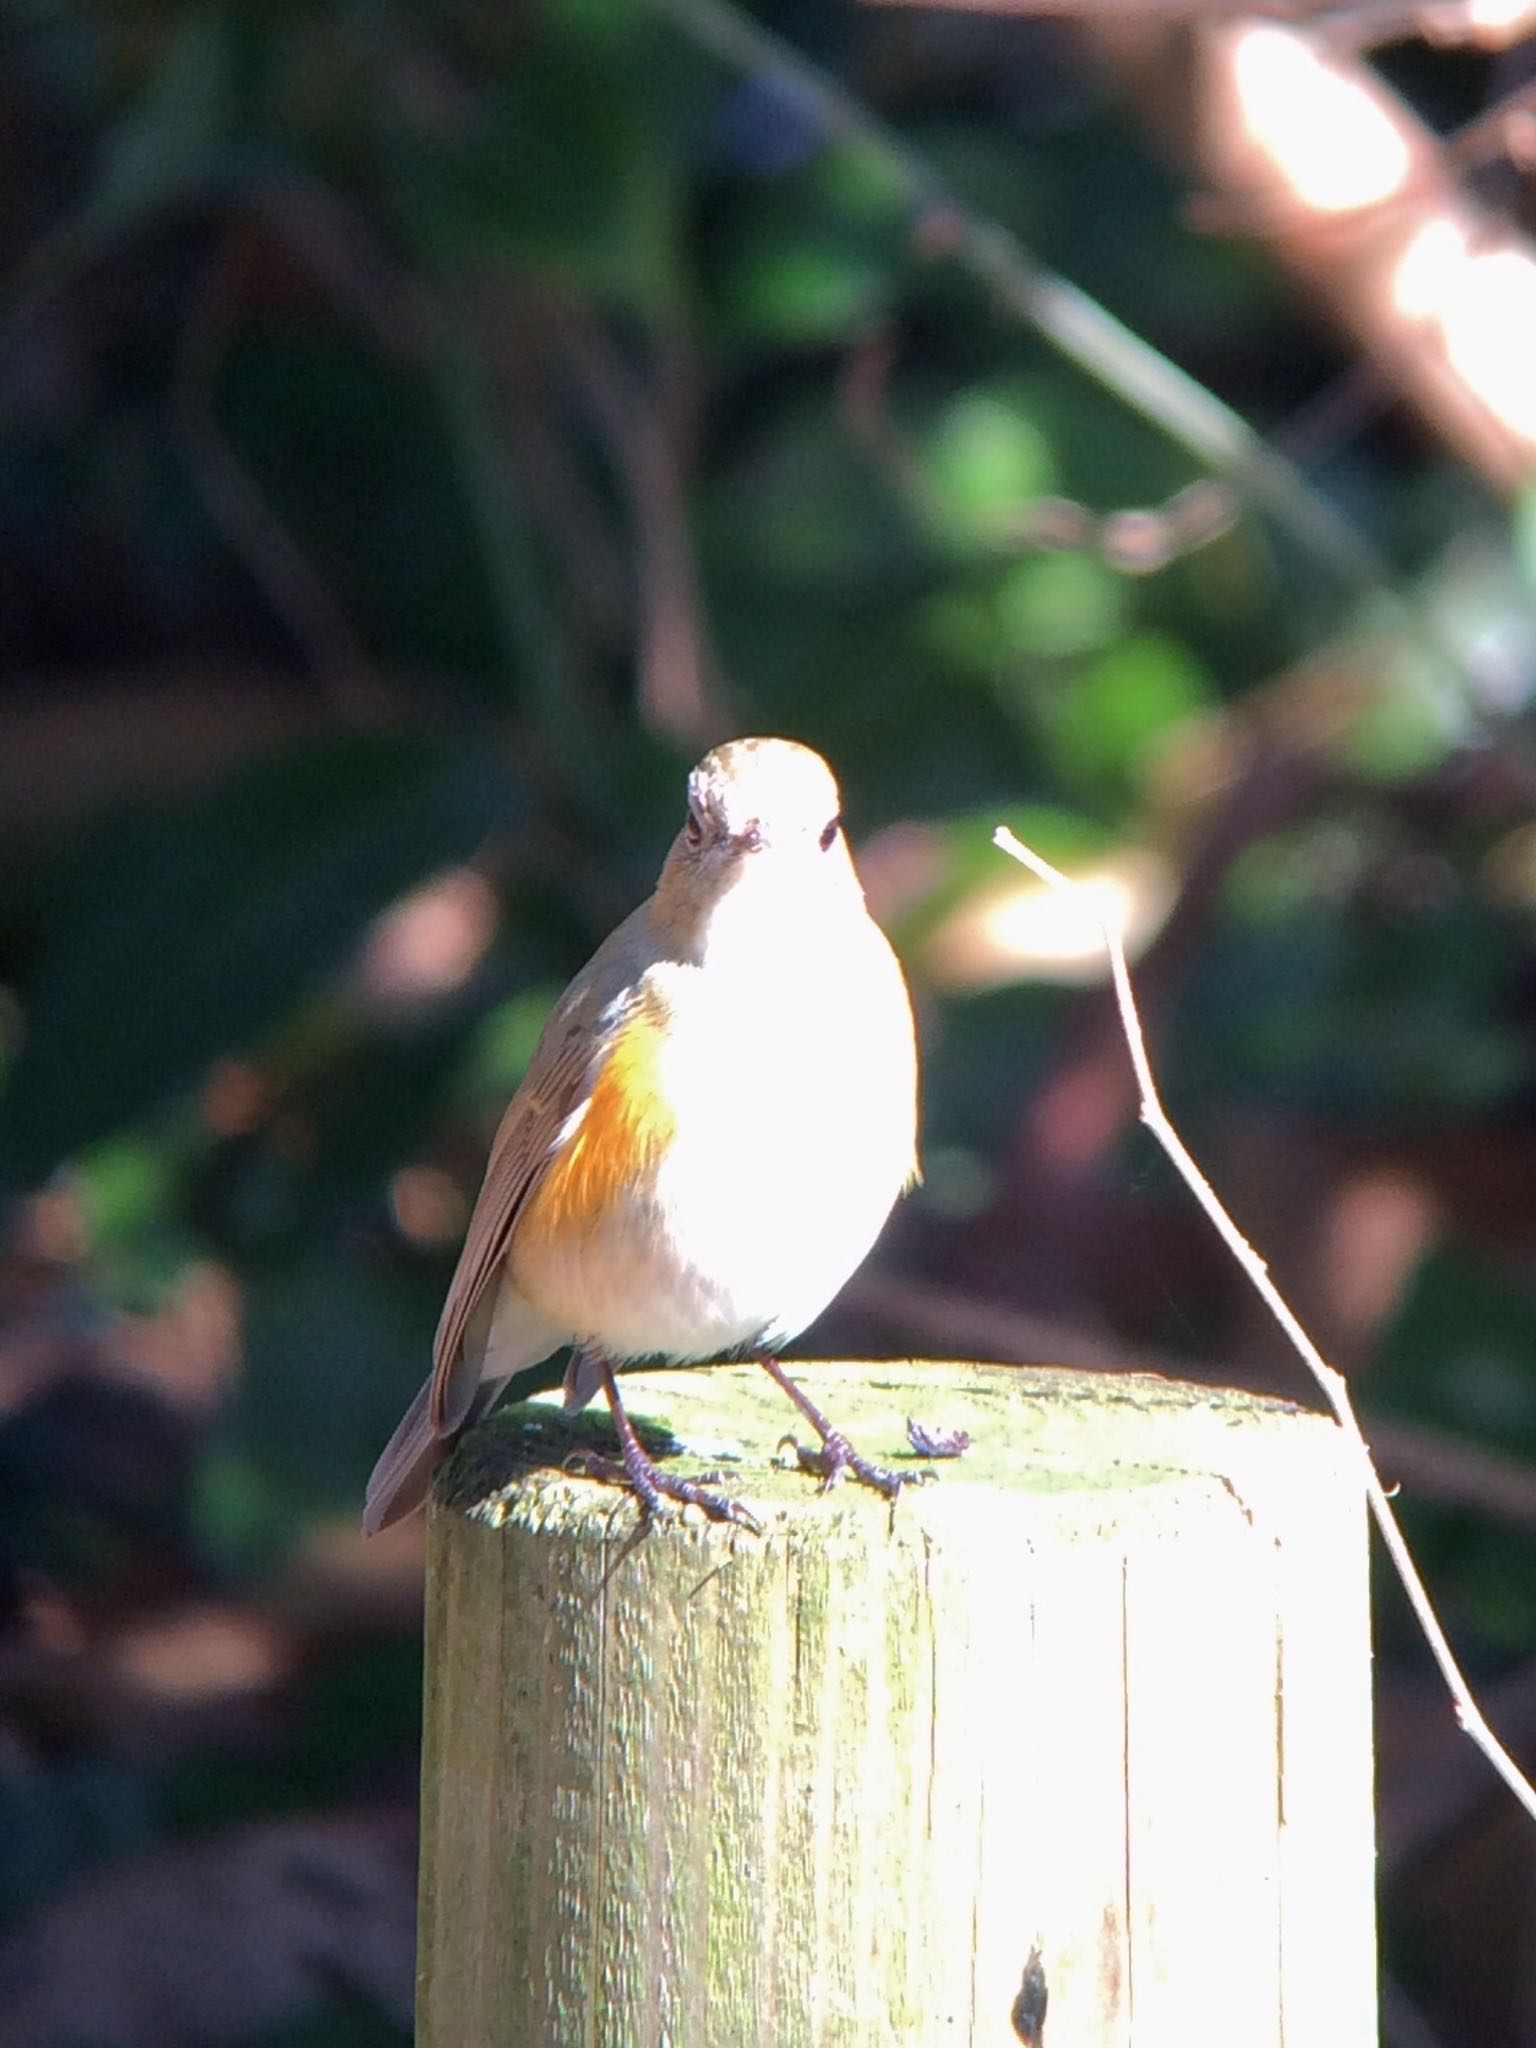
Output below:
[416,1361,1375,2047]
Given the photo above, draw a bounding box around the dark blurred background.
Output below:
[2,3,1536,2043]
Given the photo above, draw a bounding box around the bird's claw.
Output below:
[567,1447,761,1533]
[780,1429,934,1500]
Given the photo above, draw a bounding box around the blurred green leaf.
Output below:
[1200,883,1530,1116]
[921,387,1054,544]
[404,17,680,314]
[1343,644,1460,783]
[1374,1246,1536,1655]
[713,138,917,346]
[193,1443,296,1571]
[216,327,499,683]
[75,1128,200,1306]
[719,219,888,344]
[460,984,563,1101]
[224,1253,442,1518]
[1382,1247,1536,1451]
[996,552,1125,662]
[1048,632,1212,799]
[915,982,1062,1154]
[706,396,918,589]
[0,737,515,1180]
[918,585,1007,680]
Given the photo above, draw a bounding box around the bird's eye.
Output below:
[819,814,843,852]
[684,809,705,849]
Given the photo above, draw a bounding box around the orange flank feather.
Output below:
[517,995,677,1247]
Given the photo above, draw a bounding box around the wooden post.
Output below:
[417,1361,1375,2048]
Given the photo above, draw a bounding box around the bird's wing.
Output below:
[427,905,652,1433]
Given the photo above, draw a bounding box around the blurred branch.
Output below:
[841,325,1241,573]
[1442,77,1536,174]
[423,300,599,795]
[493,325,633,648]
[0,1510,423,1756]
[1382,1417,1536,1534]
[647,0,1406,605]
[862,0,1536,53]
[861,0,1536,488]
[245,177,430,362]
[1340,1,1536,50]
[994,821,1536,1826]
[0,672,388,850]
[1180,18,1536,494]
[175,231,393,718]
[555,304,728,742]
[839,1268,1247,1383]
[860,0,1342,15]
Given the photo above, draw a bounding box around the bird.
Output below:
[363,735,922,1535]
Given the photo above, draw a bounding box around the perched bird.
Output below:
[363,736,921,1534]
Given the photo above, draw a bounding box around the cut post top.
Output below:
[436,1357,1338,1543]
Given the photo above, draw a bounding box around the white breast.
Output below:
[522,920,917,1362]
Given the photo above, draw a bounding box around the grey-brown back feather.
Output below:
[425,901,655,1430]
[362,903,659,1533]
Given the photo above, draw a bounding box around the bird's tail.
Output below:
[363,1291,565,1533]
[364,1360,525,1533]
[362,1375,476,1535]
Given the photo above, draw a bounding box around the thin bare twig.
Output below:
[993,821,1536,1825]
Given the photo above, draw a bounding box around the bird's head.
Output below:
[652,736,864,961]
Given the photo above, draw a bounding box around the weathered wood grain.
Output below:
[417,1360,1374,2047]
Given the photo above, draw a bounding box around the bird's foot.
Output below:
[581,1350,762,1532]
[754,1351,934,1502]
[780,1428,934,1500]
[569,1446,761,1533]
